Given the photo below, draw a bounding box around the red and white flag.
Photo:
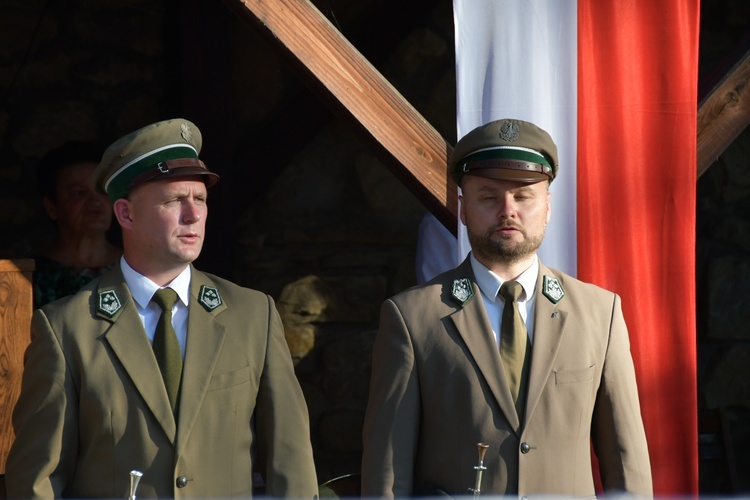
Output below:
[454,0,699,494]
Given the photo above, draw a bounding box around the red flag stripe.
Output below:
[577,1,700,494]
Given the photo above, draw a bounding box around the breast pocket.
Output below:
[207,365,253,391]
[550,365,597,437]
[554,365,595,385]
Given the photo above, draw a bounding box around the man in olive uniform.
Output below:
[6,118,319,499]
[361,118,652,497]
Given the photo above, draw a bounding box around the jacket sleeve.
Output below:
[5,309,78,499]
[361,299,420,498]
[253,295,319,498]
[591,293,653,495]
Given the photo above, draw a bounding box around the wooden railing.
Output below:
[0,259,34,473]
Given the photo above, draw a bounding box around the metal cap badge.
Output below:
[94,118,220,202]
[450,118,559,186]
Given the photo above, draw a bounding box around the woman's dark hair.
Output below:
[35,141,104,201]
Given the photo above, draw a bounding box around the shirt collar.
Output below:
[469,252,539,302]
[120,256,192,309]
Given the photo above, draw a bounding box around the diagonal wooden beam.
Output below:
[223,0,458,234]
[697,48,750,177]
[224,0,750,229]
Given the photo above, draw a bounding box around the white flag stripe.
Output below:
[453,0,578,276]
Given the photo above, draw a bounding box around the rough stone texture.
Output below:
[698,125,750,352]
[0,0,169,257]
[707,255,750,340]
[277,274,385,362]
[278,275,385,325]
[306,327,376,481]
[696,115,750,491]
[704,346,750,410]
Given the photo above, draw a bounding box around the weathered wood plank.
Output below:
[223,0,458,233]
[0,259,34,472]
[697,49,750,177]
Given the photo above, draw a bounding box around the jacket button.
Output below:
[176,476,188,488]
[520,442,531,454]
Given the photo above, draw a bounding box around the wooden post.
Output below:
[0,259,34,472]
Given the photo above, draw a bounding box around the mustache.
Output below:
[491,221,522,231]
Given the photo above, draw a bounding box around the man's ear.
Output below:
[458,193,466,226]
[113,199,133,229]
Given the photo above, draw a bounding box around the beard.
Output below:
[467,222,545,266]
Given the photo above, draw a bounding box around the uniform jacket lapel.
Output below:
[447,258,520,432]
[174,267,228,454]
[97,264,177,441]
[524,262,568,427]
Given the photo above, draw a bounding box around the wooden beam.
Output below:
[222,0,457,234]
[226,0,441,216]
[697,48,750,177]
[224,0,750,213]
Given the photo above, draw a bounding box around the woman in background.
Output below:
[33,141,121,307]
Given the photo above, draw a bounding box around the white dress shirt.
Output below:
[120,256,191,358]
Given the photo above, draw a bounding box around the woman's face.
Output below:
[44,161,113,235]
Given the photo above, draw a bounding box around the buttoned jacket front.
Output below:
[6,263,318,499]
[361,257,652,497]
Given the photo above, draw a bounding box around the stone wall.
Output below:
[696,126,750,492]
[0,0,170,256]
[695,2,750,492]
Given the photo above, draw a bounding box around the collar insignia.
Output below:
[198,285,222,311]
[542,275,565,303]
[98,289,122,317]
[451,278,474,305]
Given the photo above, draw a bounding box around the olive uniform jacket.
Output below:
[361,257,652,497]
[6,264,318,499]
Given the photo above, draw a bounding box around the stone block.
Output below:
[278,274,386,325]
[321,330,375,404]
[708,255,750,340]
[704,346,750,410]
[284,323,317,360]
[317,408,366,455]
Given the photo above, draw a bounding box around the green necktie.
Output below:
[152,288,182,413]
[499,281,531,418]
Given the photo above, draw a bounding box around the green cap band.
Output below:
[449,119,559,185]
[105,144,198,201]
[456,146,552,172]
